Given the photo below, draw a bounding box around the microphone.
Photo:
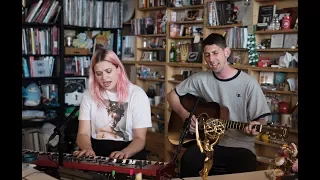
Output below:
[172,95,201,164]
[48,106,80,143]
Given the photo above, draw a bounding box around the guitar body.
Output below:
[167,93,230,147]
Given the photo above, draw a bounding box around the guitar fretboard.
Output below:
[220,119,262,132]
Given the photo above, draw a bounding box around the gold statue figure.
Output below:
[195,113,226,180]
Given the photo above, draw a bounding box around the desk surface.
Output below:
[22,163,58,180]
[173,170,274,180]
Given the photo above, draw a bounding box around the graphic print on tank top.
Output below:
[95,99,128,141]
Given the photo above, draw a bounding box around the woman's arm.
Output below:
[76,120,93,150]
[121,127,147,158]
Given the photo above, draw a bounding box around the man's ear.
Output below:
[224,47,231,58]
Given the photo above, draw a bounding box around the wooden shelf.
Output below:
[167,62,203,67]
[250,66,298,72]
[289,129,298,133]
[63,25,119,30]
[22,54,59,56]
[206,24,244,29]
[255,29,298,34]
[138,34,166,37]
[64,54,92,57]
[168,80,182,84]
[263,89,298,95]
[168,4,204,10]
[22,76,60,80]
[169,36,203,39]
[22,105,60,110]
[137,61,166,66]
[22,22,59,27]
[256,48,298,52]
[231,64,298,72]
[137,77,165,82]
[170,20,204,24]
[121,61,136,65]
[138,6,166,11]
[231,48,248,51]
[137,48,166,51]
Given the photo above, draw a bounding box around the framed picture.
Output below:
[122,36,136,61]
[141,51,153,61]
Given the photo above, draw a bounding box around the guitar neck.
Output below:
[223,120,262,132]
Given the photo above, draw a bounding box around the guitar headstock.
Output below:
[261,123,289,140]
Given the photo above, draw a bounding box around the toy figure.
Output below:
[50,90,59,106]
[24,83,41,106]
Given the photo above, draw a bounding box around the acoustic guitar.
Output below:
[167,93,288,147]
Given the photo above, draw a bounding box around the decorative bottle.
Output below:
[169,42,176,62]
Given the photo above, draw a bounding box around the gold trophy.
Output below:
[195,113,226,180]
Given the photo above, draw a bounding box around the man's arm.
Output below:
[167,89,198,133]
[121,128,148,158]
[76,120,93,150]
[256,118,267,125]
[167,90,190,121]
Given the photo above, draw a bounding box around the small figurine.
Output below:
[24,83,41,106]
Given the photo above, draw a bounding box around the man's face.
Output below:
[94,61,119,92]
[203,44,230,73]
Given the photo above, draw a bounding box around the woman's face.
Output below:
[94,61,118,92]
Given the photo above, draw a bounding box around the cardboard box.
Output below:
[65,47,91,55]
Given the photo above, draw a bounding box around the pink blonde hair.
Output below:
[88,48,129,107]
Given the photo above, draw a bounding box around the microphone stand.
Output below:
[172,96,201,166]
[47,106,80,167]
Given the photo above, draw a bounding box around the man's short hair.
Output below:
[202,33,227,49]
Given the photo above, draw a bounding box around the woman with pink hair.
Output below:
[73,48,152,160]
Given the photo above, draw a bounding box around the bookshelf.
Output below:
[127,0,298,167]
[22,0,123,153]
[251,0,298,170]
[22,0,298,169]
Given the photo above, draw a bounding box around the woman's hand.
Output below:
[109,151,130,159]
[73,148,96,158]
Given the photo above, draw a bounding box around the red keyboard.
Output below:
[22,149,175,180]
